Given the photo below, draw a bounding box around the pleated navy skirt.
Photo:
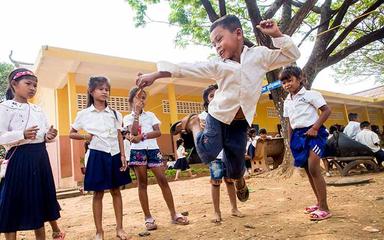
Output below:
[174,157,190,171]
[84,149,132,192]
[0,143,61,233]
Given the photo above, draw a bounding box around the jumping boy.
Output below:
[136,15,300,201]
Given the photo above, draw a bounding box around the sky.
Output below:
[0,0,380,94]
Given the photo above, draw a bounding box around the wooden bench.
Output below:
[251,137,285,172]
[325,156,379,176]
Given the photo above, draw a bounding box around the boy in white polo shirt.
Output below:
[281,66,332,221]
[355,121,384,168]
[136,15,300,202]
[343,113,360,140]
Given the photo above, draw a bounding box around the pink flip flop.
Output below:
[304,204,319,214]
[309,209,332,221]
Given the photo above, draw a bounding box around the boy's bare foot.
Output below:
[211,212,222,224]
[231,209,245,218]
[116,228,129,240]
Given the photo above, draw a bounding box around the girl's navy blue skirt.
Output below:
[0,143,61,233]
[290,126,328,168]
[84,149,132,191]
[174,157,190,171]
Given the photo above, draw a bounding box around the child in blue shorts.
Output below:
[200,84,244,224]
[281,66,332,221]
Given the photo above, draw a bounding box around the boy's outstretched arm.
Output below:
[305,105,331,137]
[136,71,171,88]
[257,19,301,71]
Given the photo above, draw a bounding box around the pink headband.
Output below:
[13,71,35,80]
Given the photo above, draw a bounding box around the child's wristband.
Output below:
[142,133,147,141]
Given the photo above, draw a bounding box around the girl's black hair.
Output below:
[128,87,146,110]
[279,66,306,86]
[6,68,38,100]
[176,138,184,148]
[202,84,218,111]
[87,76,118,120]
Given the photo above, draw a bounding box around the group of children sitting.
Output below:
[0,14,344,240]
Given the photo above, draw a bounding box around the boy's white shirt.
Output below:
[71,105,123,156]
[0,100,53,151]
[123,111,160,150]
[283,87,327,129]
[355,129,381,152]
[343,121,360,140]
[158,35,300,125]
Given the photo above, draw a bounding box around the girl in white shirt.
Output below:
[123,87,189,231]
[70,76,131,240]
[174,138,196,180]
[281,66,332,221]
[0,68,63,239]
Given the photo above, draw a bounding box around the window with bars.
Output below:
[162,100,204,114]
[266,107,279,118]
[77,94,130,112]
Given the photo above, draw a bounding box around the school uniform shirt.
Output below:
[124,139,131,160]
[343,121,360,140]
[123,111,160,150]
[283,87,327,129]
[176,145,186,159]
[355,129,381,152]
[72,105,123,156]
[199,111,224,159]
[157,35,300,125]
[0,100,53,151]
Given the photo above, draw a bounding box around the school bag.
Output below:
[325,131,374,157]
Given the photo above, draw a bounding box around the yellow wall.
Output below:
[254,101,280,133]
[57,85,70,135]
[324,105,348,128]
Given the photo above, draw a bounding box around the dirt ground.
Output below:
[3,170,384,240]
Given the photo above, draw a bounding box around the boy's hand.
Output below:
[305,127,318,137]
[256,19,283,38]
[136,72,157,88]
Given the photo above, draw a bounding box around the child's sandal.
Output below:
[170,114,198,135]
[235,178,249,202]
[52,231,65,240]
[145,217,157,231]
[172,213,189,225]
[304,204,319,214]
[309,209,332,221]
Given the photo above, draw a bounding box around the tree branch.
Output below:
[325,0,358,45]
[280,1,292,32]
[201,0,220,22]
[325,26,384,67]
[291,0,322,14]
[218,0,226,16]
[263,0,285,19]
[325,0,383,56]
[284,0,318,36]
[245,0,272,46]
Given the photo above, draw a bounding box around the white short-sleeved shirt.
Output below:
[199,111,224,159]
[158,35,300,125]
[72,105,122,156]
[355,129,381,152]
[124,139,131,159]
[0,100,53,151]
[176,145,186,159]
[283,87,327,129]
[123,111,160,150]
[343,121,360,140]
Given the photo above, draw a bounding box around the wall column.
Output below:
[67,73,79,184]
[167,83,178,123]
[365,106,371,122]
[343,104,349,122]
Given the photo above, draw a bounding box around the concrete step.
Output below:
[56,189,83,199]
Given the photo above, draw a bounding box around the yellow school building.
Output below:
[28,46,384,189]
